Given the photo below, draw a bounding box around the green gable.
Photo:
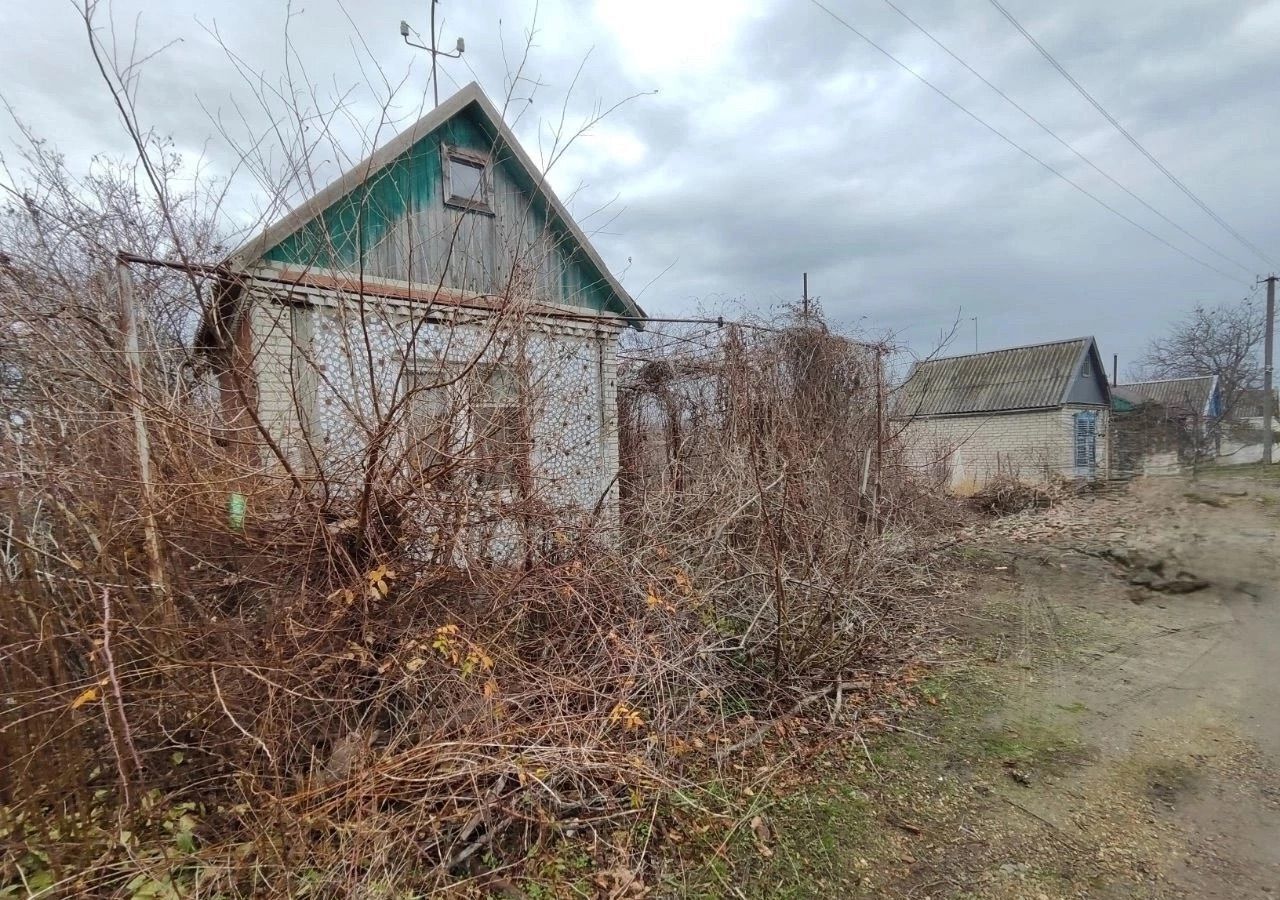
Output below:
[252,98,630,319]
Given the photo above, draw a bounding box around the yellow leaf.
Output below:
[405,657,426,673]
[365,565,389,582]
[70,687,98,710]
[609,702,645,730]
[365,565,396,600]
[483,677,498,699]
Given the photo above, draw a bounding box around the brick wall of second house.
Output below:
[901,406,1109,493]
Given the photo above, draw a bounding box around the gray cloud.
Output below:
[2,0,1277,372]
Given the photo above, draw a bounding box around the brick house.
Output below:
[197,82,646,542]
[897,337,1112,492]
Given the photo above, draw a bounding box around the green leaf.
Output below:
[128,875,180,900]
[25,869,56,894]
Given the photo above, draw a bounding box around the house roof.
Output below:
[899,337,1106,417]
[1109,385,1153,409]
[227,82,644,322]
[1233,387,1278,418]
[1118,375,1218,417]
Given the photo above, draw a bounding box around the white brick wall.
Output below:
[249,300,311,472]
[901,406,1110,493]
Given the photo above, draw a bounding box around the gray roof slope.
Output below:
[901,337,1101,417]
[1234,387,1278,418]
[1110,385,1152,406]
[1119,375,1218,416]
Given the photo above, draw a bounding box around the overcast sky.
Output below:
[2,0,1277,371]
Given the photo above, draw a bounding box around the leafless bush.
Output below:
[1,262,957,895]
[618,317,946,700]
[969,472,1062,515]
[0,10,958,897]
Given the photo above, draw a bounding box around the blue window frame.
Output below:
[1073,411,1098,473]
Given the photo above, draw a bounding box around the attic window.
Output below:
[1081,360,1092,378]
[443,147,492,213]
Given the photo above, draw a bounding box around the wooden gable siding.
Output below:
[258,106,619,315]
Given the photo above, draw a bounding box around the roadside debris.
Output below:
[1184,491,1229,508]
[970,475,1064,515]
[960,483,1218,598]
[1105,546,1209,594]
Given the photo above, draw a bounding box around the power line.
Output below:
[878,0,1254,276]
[986,0,1275,269]
[806,0,1245,283]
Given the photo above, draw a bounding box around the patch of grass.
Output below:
[949,545,1016,568]
[1115,756,1201,808]
[975,718,1092,773]
[664,778,884,899]
[519,841,597,899]
[1199,462,1280,481]
[665,668,1012,898]
[660,584,1111,898]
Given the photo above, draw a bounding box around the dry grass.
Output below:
[0,295,958,896]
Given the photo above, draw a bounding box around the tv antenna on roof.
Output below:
[401,0,465,108]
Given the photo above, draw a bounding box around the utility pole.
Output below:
[970,316,978,353]
[802,272,809,320]
[1112,353,1118,387]
[1264,274,1277,465]
[401,2,466,108]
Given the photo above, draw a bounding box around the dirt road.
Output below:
[663,471,1280,898]
[946,469,1280,897]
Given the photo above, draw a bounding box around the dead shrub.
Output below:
[0,25,956,888]
[0,295,954,894]
[970,473,1063,515]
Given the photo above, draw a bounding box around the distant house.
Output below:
[897,337,1111,492]
[1230,387,1278,429]
[1109,376,1222,475]
[198,82,645,529]
[1115,375,1222,421]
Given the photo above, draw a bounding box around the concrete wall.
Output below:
[901,406,1110,493]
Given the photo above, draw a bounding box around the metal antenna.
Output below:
[401,1,465,108]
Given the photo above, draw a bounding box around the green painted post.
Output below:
[228,492,246,532]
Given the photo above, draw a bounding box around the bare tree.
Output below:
[1139,296,1264,418]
